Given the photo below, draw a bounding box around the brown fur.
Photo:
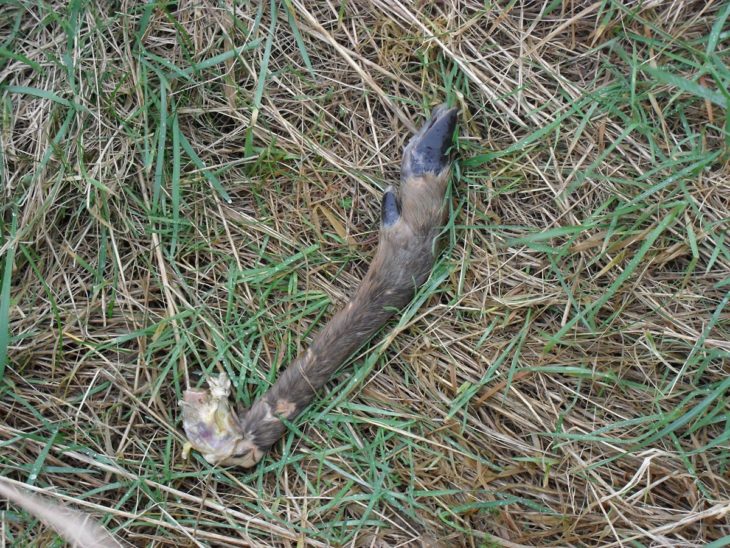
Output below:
[180,106,458,467]
[237,167,451,456]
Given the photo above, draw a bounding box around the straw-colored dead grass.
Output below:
[1,0,729,546]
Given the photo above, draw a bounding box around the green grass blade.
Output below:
[246,0,278,157]
[177,127,232,204]
[0,211,17,382]
[645,66,728,108]
[170,112,181,255]
[706,3,730,56]
[283,0,315,78]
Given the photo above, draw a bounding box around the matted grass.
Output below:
[1,0,729,546]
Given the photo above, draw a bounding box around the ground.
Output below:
[1,1,729,546]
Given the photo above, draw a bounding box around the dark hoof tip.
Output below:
[381,188,401,226]
[402,104,458,178]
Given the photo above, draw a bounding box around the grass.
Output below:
[1,0,729,545]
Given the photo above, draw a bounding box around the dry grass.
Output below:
[1,0,729,546]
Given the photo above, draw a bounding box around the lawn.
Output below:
[1,1,729,546]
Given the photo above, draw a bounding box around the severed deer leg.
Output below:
[181,104,458,467]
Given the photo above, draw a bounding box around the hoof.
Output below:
[401,104,458,179]
[381,187,401,226]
